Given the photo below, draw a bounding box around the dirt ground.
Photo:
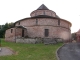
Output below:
[0,47,14,56]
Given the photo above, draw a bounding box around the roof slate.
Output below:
[37,4,49,10]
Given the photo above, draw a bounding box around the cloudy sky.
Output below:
[0,0,80,33]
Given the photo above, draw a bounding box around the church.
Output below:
[5,4,72,43]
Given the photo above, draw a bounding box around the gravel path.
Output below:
[58,43,80,60]
[0,47,14,56]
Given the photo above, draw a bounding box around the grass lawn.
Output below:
[0,39,63,60]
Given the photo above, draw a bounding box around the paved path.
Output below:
[58,43,80,60]
[0,47,14,56]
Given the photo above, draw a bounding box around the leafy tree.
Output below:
[71,33,77,40]
[8,22,14,28]
[0,22,14,38]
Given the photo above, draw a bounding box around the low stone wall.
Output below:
[15,38,64,44]
[42,38,57,44]
[42,38,63,45]
[16,38,42,44]
[5,37,64,44]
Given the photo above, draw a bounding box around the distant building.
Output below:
[76,29,80,42]
[5,4,72,43]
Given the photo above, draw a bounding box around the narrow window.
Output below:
[44,11,45,15]
[11,29,13,33]
[45,29,49,37]
[36,19,38,25]
[35,13,36,16]
[51,12,53,16]
[58,20,60,25]
[18,22,20,25]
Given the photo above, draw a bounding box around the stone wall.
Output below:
[16,38,42,44]
[15,18,70,29]
[5,28,15,42]
[5,36,15,42]
[30,10,56,17]
[60,20,70,28]
[15,38,63,44]
[24,26,71,40]
[5,27,27,42]
[7,17,71,42]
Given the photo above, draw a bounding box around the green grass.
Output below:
[0,39,63,60]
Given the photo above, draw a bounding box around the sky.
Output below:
[0,0,80,33]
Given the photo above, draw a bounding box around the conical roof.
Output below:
[37,4,49,10]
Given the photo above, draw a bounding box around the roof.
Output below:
[15,26,26,29]
[32,15,54,18]
[56,15,60,18]
[37,4,49,10]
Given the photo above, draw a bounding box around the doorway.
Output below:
[22,29,24,37]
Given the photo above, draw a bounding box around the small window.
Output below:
[18,22,20,25]
[11,29,13,33]
[36,19,38,25]
[45,29,49,37]
[58,20,60,25]
[44,11,45,15]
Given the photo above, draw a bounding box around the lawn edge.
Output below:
[56,43,65,60]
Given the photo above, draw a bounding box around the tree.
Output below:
[8,22,14,28]
[0,22,14,38]
[71,33,77,40]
